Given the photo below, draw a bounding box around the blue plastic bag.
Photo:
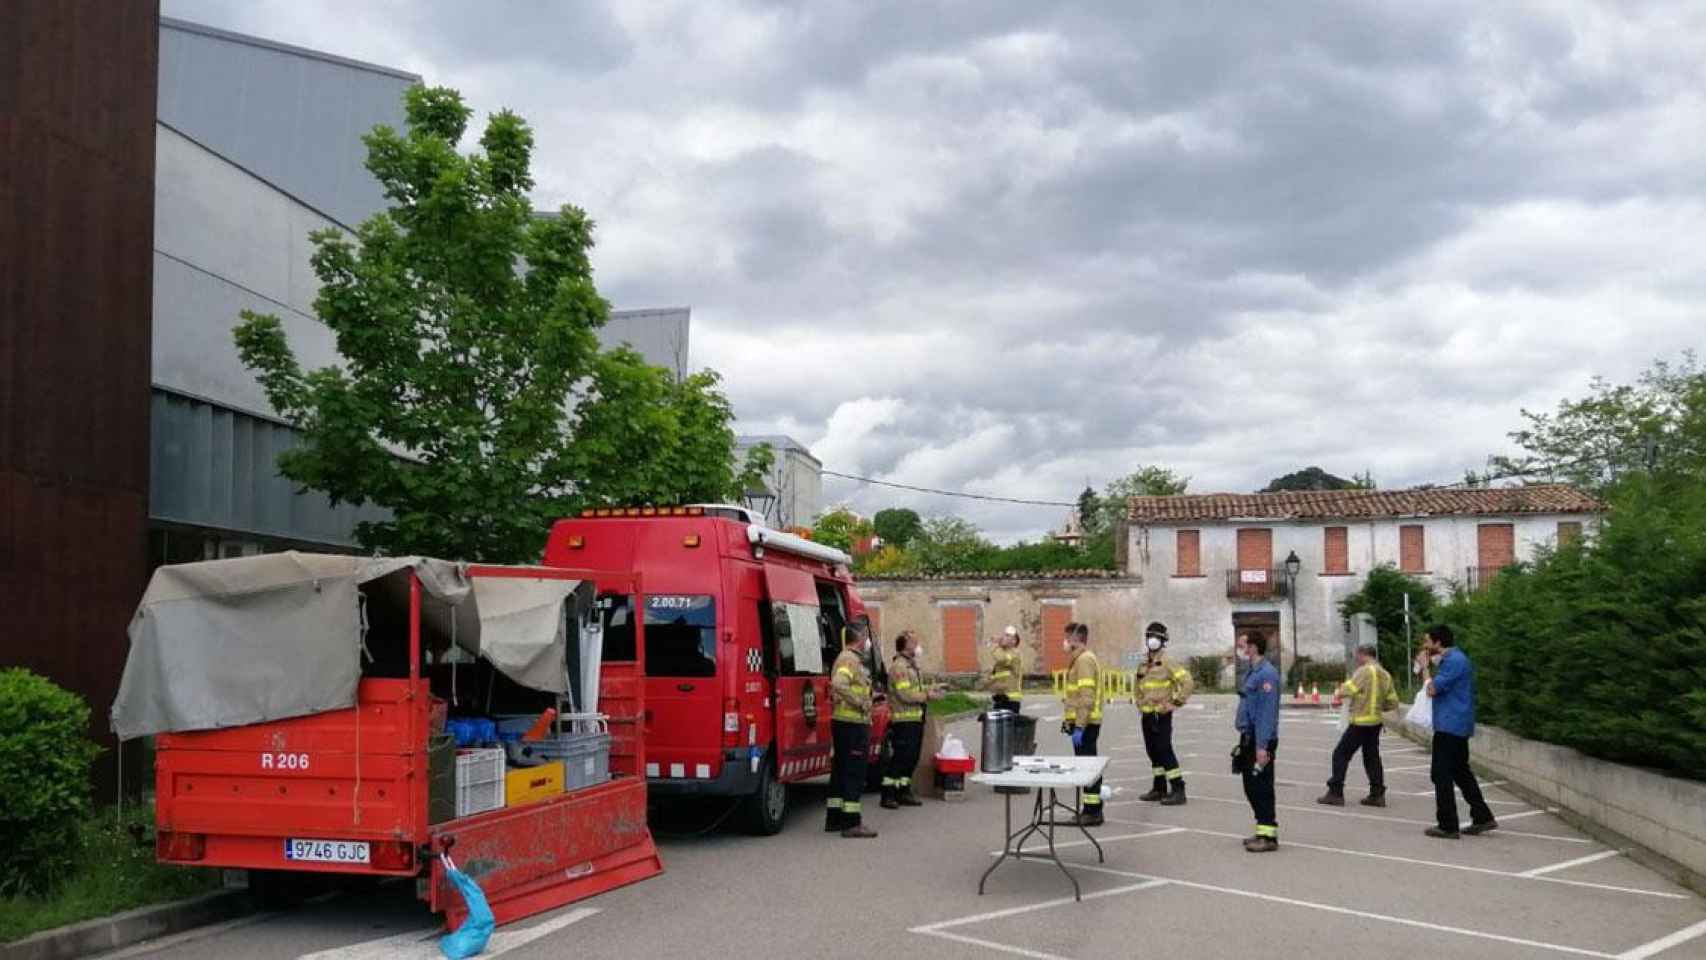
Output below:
[439,856,495,959]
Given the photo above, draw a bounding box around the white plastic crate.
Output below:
[455,747,506,817]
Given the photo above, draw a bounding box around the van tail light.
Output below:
[371,840,415,871]
[157,831,205,861]
[723,699,740,747]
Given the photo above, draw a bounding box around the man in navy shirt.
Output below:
[1235,631,1281,852]
[1423,625,1497,839]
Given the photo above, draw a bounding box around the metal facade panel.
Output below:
[149,391,390,548]
[157,19,416,228]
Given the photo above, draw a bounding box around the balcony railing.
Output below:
[1226,568,1291,601]
[1465,564,1515,593]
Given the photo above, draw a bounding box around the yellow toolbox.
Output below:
[504,760,564,808]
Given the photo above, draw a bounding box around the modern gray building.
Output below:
[734,435,824,529]
[150,19,690,566]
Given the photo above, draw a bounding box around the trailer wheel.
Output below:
[741,758,787,836]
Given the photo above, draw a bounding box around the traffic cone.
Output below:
[1312,684,1321,705]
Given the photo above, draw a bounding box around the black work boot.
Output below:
[897,785,923,807]
[1160,781,1187,806]
[1360,790,1387,808]
[825,807,845,832]
[1138,778,1168,802]
[1316,789,1346,806]
[1074,806,1104,828]
[879,787,900,810]
[1243,835,1279,853]
[841,817,878,839]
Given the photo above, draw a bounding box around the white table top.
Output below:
[968,755,1109,789]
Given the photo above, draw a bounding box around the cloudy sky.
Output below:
[165,1,1706,541]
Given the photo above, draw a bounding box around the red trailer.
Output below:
[115,554,662,929]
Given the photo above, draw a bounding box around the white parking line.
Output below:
[1106,793,1593,843]
[908,879,1171,958]
[1102,816,1686,900]
[1498,807,1561,821]
[1521,850,1623,878]
[1618,918,1706,960]
[295,907,600,960]
[1005,857,1619,958]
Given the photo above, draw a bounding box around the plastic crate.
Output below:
[505,760,565,808]
[455,747,506,817]
[505,731,610,790]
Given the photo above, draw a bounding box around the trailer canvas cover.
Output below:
[112,552,583,739]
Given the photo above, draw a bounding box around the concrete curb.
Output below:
[1394,718,1706,897]
[1,889,253,960]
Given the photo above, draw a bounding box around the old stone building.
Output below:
[1124,485,1603,673]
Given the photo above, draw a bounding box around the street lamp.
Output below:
[1283,550,1302,679]
[742,486,777,525]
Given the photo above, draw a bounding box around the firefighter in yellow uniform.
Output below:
[1059,621,1104,827]
[984,624,1024,712]
[1136,627,1194,806]
[1318,642,1401,807]
[828,620,878,838]
[880,630,943,809]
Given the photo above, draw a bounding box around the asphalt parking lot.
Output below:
[114,696,1706,960]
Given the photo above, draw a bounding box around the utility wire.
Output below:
[820,470,1076,507]
[820,449,1624,510]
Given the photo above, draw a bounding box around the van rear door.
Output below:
[763,565,834,781]
[641,593,722,780]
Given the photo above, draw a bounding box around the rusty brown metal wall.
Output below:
[1,1,160,798]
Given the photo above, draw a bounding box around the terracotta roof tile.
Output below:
[1126,484,1602,524]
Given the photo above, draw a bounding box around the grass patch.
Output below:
[930,691,986,720]
[0,800,221,944]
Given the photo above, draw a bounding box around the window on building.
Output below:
[1236,528,1273,571]
[1476,523,1516,570]
[1323,526,1349,575]
[1399,525,1425,573]
[941,605,981,673]
[1041,602,1074,673]
[1557,521,1583,545]
[1175,529,1201,576]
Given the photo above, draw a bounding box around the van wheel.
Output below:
[865,737,892,792]
[741,759,787,836]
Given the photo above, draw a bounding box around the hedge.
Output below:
[1436,475,1706,780]
[0,670,104,897]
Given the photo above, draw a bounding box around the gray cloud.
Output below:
[164,0,1706,541]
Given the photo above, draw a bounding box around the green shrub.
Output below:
[1187,656,1224,691]
[0,670,103,897]
[1285,656,1348,691]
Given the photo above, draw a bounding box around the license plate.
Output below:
[284,838,370,864]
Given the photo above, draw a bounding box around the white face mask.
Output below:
[912,646,925,660]
[1146,637,1163,652]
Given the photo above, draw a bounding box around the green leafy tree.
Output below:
[233,86,763,562]
[1261,466,1357,492]
[872,507,923,547]
[911,516,992,573]
[1489,352,1706,493]
[810,507,873,553]
[1337,565,1436,686]
[1082,466,1189,566]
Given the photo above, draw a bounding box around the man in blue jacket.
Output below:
[1423,625,1497,839]
[1235,631,1281,852]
